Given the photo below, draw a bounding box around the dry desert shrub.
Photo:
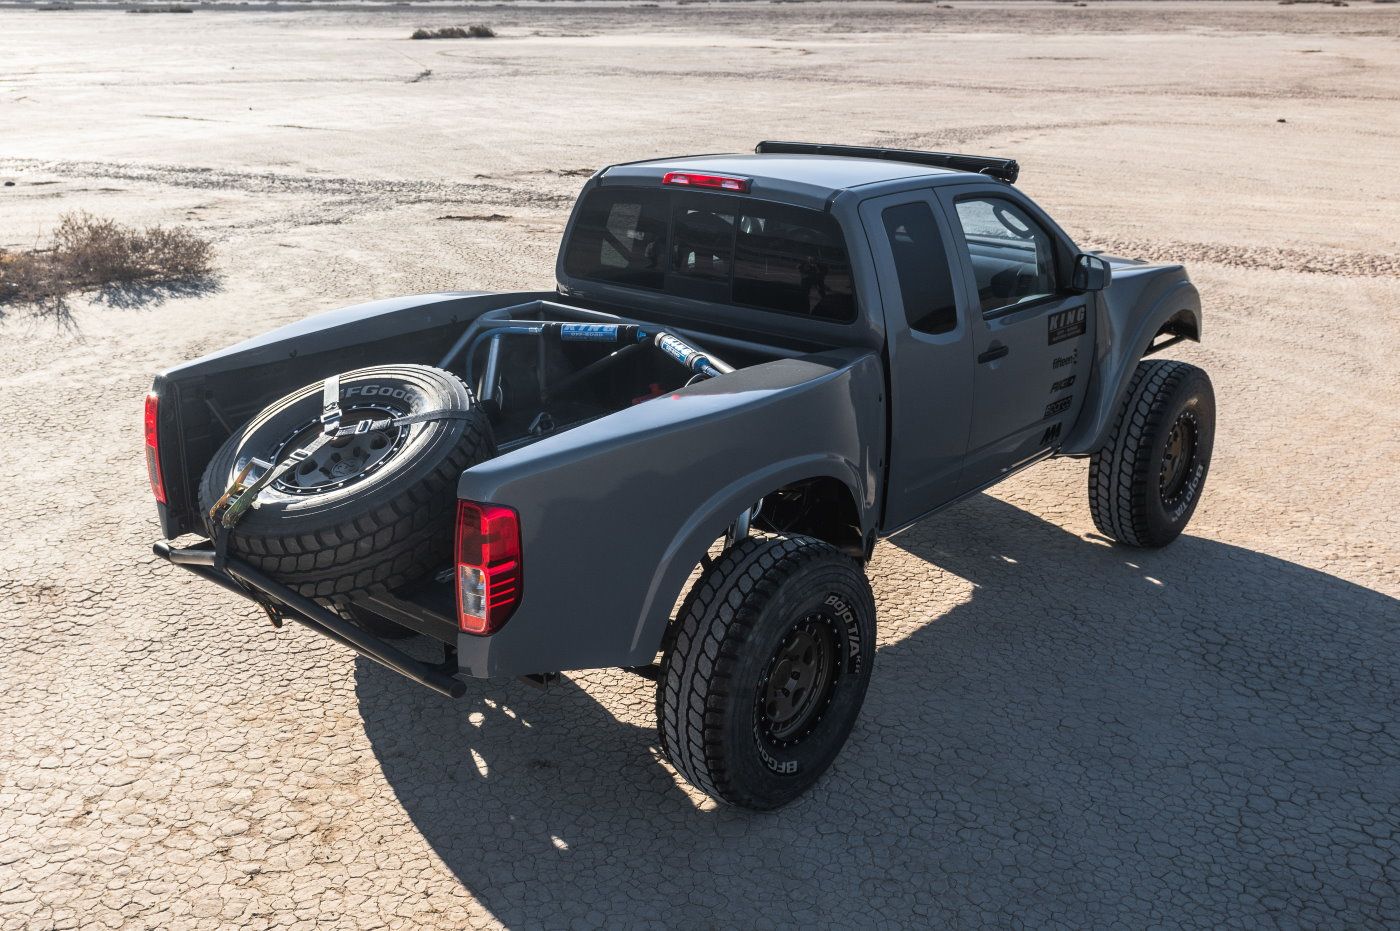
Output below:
[0,213,214,318]
[411,25,495,39]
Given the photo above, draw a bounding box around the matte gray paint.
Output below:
[856,189,977,529]
[453,350,883,677]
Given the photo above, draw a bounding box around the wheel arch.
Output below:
[1060,271,1203,456]
[629,460,870,664]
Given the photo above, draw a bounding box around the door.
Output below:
[860,191,978,531]
[936,186,1095,488]
[935,183,1097,487]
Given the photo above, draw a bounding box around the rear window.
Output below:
[563,187,857,323]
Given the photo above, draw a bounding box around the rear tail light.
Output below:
[661,171,751,193]
[144,392,167,504]
[455,501,522,635]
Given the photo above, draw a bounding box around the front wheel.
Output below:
[656,535,876,810]
[1089,359,1215,548]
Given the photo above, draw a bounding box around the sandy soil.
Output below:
[1,2,1398,928]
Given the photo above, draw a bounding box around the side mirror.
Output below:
[1071,253,1112,292]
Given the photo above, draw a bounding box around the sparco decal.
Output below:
[1044,396,1072,419]
[1048,306,1087,345]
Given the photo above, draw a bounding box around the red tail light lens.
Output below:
[144,392,167,504]
[455,501,522,635]
[661,171,751,193]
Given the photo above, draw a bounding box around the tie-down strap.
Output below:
[210,375,476,531]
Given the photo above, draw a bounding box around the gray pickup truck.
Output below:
[148,142,1213,809]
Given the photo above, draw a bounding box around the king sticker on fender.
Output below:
[1048,306,1087,345]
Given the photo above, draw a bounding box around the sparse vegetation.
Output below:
[0,213,214,318]
[411,25,495,40]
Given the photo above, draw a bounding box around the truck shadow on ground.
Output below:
[356,494,1399,928]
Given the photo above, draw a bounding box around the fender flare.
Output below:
[625,455,867,662]
[1061,276,1202,455]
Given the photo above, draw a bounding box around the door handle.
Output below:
[978,344,1009,364]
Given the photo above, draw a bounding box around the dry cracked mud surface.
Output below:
[1,2,1398,928]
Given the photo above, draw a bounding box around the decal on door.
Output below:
[1051,374,1076,394]
[1044,395,1073,419]
[1052,349,1079,369]
[1040,422,1063,446]
[1048,306,1087,345]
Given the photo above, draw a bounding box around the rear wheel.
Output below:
[656,535,876,810]
[1089,359,1215,548]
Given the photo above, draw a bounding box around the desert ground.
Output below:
[1,1,1398,927]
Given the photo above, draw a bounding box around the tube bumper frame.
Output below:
[152,539,467,699]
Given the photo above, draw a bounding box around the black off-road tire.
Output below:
[657,535,876,810]
[1089,359,1215,548]
[197,364,495,602]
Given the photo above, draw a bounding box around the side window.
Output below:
[881,202,958,335]
[953,197,1057,315]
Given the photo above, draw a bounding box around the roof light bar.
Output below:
[754,141,1020,184]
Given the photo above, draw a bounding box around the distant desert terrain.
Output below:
[1,2,1397,928]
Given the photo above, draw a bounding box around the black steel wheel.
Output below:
[1089,359,1215,548]
[657,535,876,810]
[758,613,842,747]
[1158,408,1200,510]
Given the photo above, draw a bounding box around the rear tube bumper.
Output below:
[152,540,467,699]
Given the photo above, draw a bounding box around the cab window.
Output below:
[881,202,958,335]
[563,188,669,290]
[562,187,857,323]
[953,197,1057,315]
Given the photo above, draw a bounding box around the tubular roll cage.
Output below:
[754,141,1021,185]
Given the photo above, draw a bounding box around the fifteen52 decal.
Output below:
[1048,306,1087,345]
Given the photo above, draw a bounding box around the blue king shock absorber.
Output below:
[653,332,721,378]
[557,323,620,342]
[551,323,644,344]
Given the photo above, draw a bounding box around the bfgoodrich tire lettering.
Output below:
[197,364,496,602]
[1089,359,1215,548]
[656,535,876,810]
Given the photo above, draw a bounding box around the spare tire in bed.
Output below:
[197,364,496,602]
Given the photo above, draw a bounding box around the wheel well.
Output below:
[1144,309,1201,356]
[1159,309,1200,341]
[751,476,864,559]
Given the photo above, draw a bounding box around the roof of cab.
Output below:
[599,153,968,209]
